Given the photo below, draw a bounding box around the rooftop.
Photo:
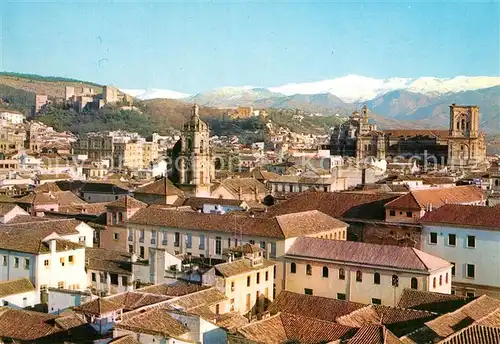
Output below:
[0,278,35,298]
[419,204,500,229]
[286,237,451,273]
[85,247,132,275]
[106,195,147,209]
[214,258,275,278]
[397,288,470,314]
[133,177,183,197]
[347,324,403,344]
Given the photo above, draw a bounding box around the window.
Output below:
[337,293,346,300]
[290,262,296,274]
[247,276,251,287]
[113,233,119,240]
[60,257,65,266]
[356,270,362,282]
[128,245,133,253]
[306,264,312,276]
[186,233,192,249]
[68,256,74,264]
[467,235,476,248]
[433,277,436,288]
[2,301,7,306]
[14,257,19,268]
[199,234,205,249]
[322,266,329,278]
[411,277,418,289]
[372,298,382,305]
[466,264,475,278]
[439,275,443,286]
[44,259,49,267]
[389,210,395,216]
[151,230,157,245]
[448,234,456,246]
[174,232,180,247]
[139,246,145,258]
[445,273,449,284]
[466,291,475,298]
[429,232,437,244]
[406,211,412,218]
[118,212,123,223]
[91,272,96,282]
[122,276,128,286]
[24,258,29,270]
[231,282,235,292]
[451,262,456,276]
[249,240,255,245]
[1,256,6,266]
[374,272,380,285]
[265,271,269,281]
[256,272,260,284]
[100,273,106,283]
[227,238,231,248]
[215,237,222,255]
[139,230,145,243]
[392,275,399,287]
[112,212,117,225]
[128,229,133,241]
[339,268,345,280]
[110,273,118,285]
[304,288,313,295]
[58,281,64,289]
[260,241,266,249]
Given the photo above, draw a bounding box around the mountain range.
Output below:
[121,75,500,132]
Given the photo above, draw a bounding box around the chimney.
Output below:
[49,239,57,254]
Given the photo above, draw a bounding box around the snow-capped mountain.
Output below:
[120,88,190,100]
[268,75,500,103]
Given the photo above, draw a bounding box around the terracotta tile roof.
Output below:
[80,181,131,194]
[106,195,147,209]
[115,308,189,339]
[16,190,86,206]
[108,335,141,344]
[0,219,85,254]
[214,258,275,278]
[267,192,399,221]
[129,208,346,239]
[337,305,437,337]
[0,307,88,341]
[33,182,62,193]
[216,311,249,332]
[37,173,71,181]
[73,297,123,316]
[230,243,265,254]
[397,289,469,314]
[58,201,108,215]
[286,237,451,272]
[215,178,268,198]
[137,281,210,297]
[0,278,35,297]
[0,203,17,216]
[180,197,246,209]
[401,295,500,343]
[134,177,183,197]
[347,324,403,344]
[167,287,227,310]
[385,186,484,211]
[419,204,500,229]
[107,291,170,312]
[436,324,500,344]
[85,247,132,275]
[237,312,354,344]
[269,291,365,322]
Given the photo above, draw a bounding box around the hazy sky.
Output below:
[1,1,499,93]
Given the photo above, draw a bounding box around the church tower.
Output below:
[447,104,485,169]
[178,104,213,196]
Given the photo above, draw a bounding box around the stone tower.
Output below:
[447,104,485,168]
[178,104,213,196]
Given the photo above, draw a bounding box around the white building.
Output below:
[420,204,500,298]
[284,237,452,306]
[0,111,25,124]
[0,278,38,309]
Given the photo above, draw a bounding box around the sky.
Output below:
[1,1,499,93]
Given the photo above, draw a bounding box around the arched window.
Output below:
[411,277,418,290]
[322,267,329,278]
[187,138,192,150]
[439,275,443,286]
[461,119,466,131]
[342,231,346,239]
[334,232,337,240]
[200,140,204,153]
[356,270,362,282]
[433,277,436,288]
[445,273,449,284]
[339,268,345,280]
[392,275,399,287]
[306,264,312,276]
[374,272,380,285]
[290,263,296,274]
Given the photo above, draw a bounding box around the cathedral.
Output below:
[330,104,486,169]
[172,104,215,196]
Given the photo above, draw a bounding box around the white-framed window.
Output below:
[466,264,475,278]
[467,235,476,248]
[448,234,456,246]
[429,232,438,244]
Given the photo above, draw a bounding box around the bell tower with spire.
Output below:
[177,104,213,196]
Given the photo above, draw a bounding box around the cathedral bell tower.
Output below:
[447,104,485,169]
[178,104,213,196]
